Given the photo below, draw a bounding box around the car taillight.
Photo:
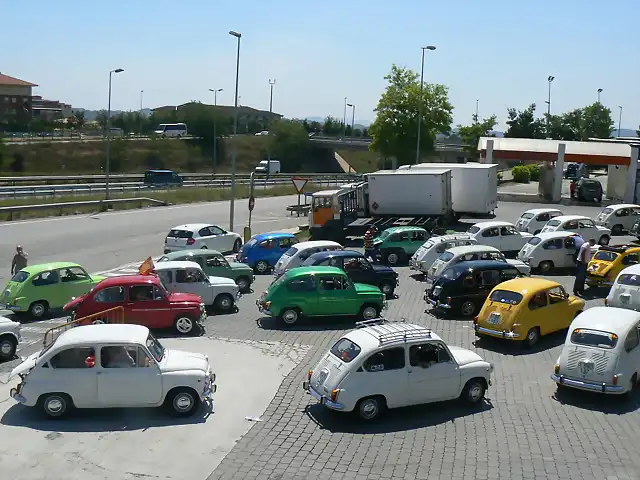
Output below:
[613,374,619,385]
[473,316,478,325]
[187,238,195,245]
[554,364,560,374]
[307,370,313,382]
[330,389,340,403]
[446,297,452,304]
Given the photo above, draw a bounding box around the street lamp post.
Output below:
[347,103,355,141]
[545,75,554,134]
[267,79,276,181]
[342,97,347,138]
[229,30,241,232]
[475,99,479,122]
[618,105,623,137]
[416,45,436,164]
[139,90,144,136]
[209,88,223,172]
[597,88,603,104]
[105,68,124,201]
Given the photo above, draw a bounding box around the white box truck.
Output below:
[397,163,498,215]
[367,169,453,217]
[254,160,281,174]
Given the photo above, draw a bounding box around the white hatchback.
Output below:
[164,224,243,254]
[606,264,640,311]
[540,215,611,245]
[595,204,640,235]
[273,240,343,277]
[515,208,563,235]
[0,316,21,361]
[409,234,477,274]
[467,221,533,256]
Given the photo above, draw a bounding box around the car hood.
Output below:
[373,238,384,246]
[63,294,86,311]
[90,275,106,284]
[169,292,202,304]
[354,283,382,295]
[372,264,397,276]
[208,276,238,287]
[520,232,534,239]
[448,346,486,366]
[0,316,20,329]
[8,352,40,381]
[229,261,253,272]
[160,348,209,373]
[506,259,531,275]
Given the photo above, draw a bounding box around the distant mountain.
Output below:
[614,128,638,138]
[304,116,371,127]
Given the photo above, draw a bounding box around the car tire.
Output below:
[360,304,380,320]
[460,378,486,405]
[538,260,554,274]
[201,245,208,250]
[379,280,395,298]
[174,316,196,336]
[385,251,401,266]
[165,387,201,417]
[598,235,610,246]
[356,396,386,421]
[612,224,624,236]
[279,308,300,326]
[214,293,234,313]
[232,239,242,253]
[524,327,540,348]
[236,276,251,292]
[460,301,476,317]
[39,393,72,419]
[91,319,106,325]
[29,301,48,319]
[0,335,17,360]
[254,260,269,274]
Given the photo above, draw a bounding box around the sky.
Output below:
[2,0,639,131]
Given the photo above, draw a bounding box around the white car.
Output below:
[515,208,563,235]
[164,223,243,254]
[0,316,21,361]
[595,204,640,235]
[409,234,477,274]
[517,231,598,273]
[540,215,611,245]
[551,307,640,396]
[9,324,217,418]
[303,320,493,420]
[606,264,640,310]
[154,261,241,313]
[467,221,533,256]
[273,240,343,277]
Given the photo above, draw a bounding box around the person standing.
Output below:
[11,245,28,276]
[573,238,595,297]
[570,233,584,264]
[363,227,377,262]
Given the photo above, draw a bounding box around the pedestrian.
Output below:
[570,233,584,264]
[573,238,595,297]
[11,245,28,276]
[363,227,377,262]
[570,180,576,198]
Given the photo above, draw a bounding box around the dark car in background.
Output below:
[572,178,603,203]
[144,169,184,187]
[301,250,399,298]
[425,260,522,317]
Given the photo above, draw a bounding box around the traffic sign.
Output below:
[248,195,255,212]
[291,177,309,193]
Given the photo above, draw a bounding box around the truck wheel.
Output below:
[214,294,234,313]
[0,335,17,360]
[165,387,201,417]
[254,260,269,274]
[460,378,486,404]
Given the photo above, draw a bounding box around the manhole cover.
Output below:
[372,202,379,210]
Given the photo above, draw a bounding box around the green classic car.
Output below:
[158,249,255,291]
[374,226,429,266]
[1,262,105,318]
[256,266,387,325]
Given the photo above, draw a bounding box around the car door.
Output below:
[533,213,550,234]
[278,237,298,263]
[473,269,502,305]
[561,237,578,268]
[480,227,500,249]
[317,274,356,315]
[256,238,280,266]
[208,225,233,252]
[92,285,126,316]
[539,286,573,334]
[622,323,640,380]
[630,208,640,231]
[285,275,318,315]
[30,269,61,310]
[358,347,410,409]
[577,219,597,241]
[125,284,172,329]
[204,254,230,278]
[562,219,579,235]
[409,230,427,255]
[499,225,524,253]
[407,342,460,403]
[198,226,215,249]
[97,344,163,406]
[46,345,99,407]
[58,266,95,303]
[343,256,369,284]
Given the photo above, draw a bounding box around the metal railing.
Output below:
[43,306,125,347]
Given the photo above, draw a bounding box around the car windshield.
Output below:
[330,338,361,363]
[10,271,29,282]
[527,237,542,246]
[570,328,618,349]
[467,226,481,234]
[437,252,455,263]
[489,289,523,305]
[244,238,258,248]
[146,334,165,361]
[520,213,534,220]
[441,267,463,280]
[602,208,614,215]
[594,251,618,262]
[158,256,169,262]
[378,230,391,239]
[283,246,298,257]
[546,220,561,227]
[617,274,640,286]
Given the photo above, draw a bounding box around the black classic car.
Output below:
[302,250,399,298]
[425,260,522,317]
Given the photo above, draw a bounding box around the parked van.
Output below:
[409,234,477,274]
[515,208,563,235]
[517,231,591,273]
[255,160,281,174]
[595,204,640,235]
[154,123,188,138]
[606,264,640,310]
[272,240,343,277]
[143,169,183,187]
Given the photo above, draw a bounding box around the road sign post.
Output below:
[291,177,309,212]
[247,172,256,239]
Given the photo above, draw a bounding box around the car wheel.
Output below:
[356,396,386,421]
[254,260,269,274]
[29,301,48,319]
[201,245,208,250]
[280,308,300,326]
[360,304,380,320]
[236,276,251,291]
[538,260,554,274]
[91,319,105,325]
[214,294,234,313]
[598,235,610,246]
[39,393,72,419]
[379,280,395,298]
[232,239,242,253]
[165,388,201,417]
[612,224,624,236]
[174,316,195,335]
[460,301,476,317]
[524,327,540,348]
[0,336,17,360]
[460,378,486,404]
[385,251,400,266]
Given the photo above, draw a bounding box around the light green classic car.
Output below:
[1,262,105,318]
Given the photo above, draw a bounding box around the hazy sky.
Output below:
[3,0,639,130]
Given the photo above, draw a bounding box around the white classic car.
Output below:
[551,307,640,396]
[606,264,640,310]
[9,324,217,418]
[467,221,533,256]
[154,261,241,313]
[0,316,21,361]
[539,215,611,245]
[303,320,493,420]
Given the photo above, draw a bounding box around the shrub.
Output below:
[526,164,540,181]
[512,165,530,183]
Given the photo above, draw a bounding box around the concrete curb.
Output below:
[497,192,617,207]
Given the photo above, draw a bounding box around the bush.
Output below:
[526,164,540,181]
[512,165,530,183]
[10,152,25,173]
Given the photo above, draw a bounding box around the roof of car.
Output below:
[522,208,562,214]
[532,231,581,240]
[344,322,442,353]
[383,226,427,233]
[169,224,216,232]
[570,307,640,335]
[306,250,364,261]
[286,266,345,277]
[445,244,499,255]
[493,277,560,295]
[616,264,640,278]
[604,204,640,210]
[252,232,297,241]
[161,249,223,259]
[153,261,202,271]
[96,275,159,288]
[548,215,590,222]
[293,240,342,249]
[54,324,150,349]
[427,233,474,243]
[21,262,84,274]
[453,260,518,271]
[470,221,514,229]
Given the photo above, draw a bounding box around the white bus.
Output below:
[154,123,188,138]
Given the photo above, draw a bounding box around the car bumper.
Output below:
[0,303,24,312]
[586,275,613,287]
[10,388,26,404]
[551,374,625,394]
[425,296,451,310]
[474,323,521,339]
[302,381,345,411]
[256,300,273,316]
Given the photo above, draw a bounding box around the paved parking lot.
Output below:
[1,200,639,480]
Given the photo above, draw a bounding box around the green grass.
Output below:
[336,150,381,173]
[0,184,320,221]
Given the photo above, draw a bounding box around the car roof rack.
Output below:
[357,319,432,346]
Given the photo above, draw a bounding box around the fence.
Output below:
[43,306,125,348]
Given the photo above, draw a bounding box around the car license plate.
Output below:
[488,312,501,324]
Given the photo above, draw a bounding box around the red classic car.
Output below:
[63,275,206,335]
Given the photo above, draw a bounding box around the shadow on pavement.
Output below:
[552,386,640,414]
[473,330,566,356]
[256,315,357,332]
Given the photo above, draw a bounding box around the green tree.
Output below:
[457,114,498,159]
[368,65,454,165]
[580,102,614,139]
[322,116,343,135]
[269,119,310,171]
[95,110,109,130]
[546,111,580,141]
[72,110,86,130]
[637,125,640,137]
[504,104,546,139]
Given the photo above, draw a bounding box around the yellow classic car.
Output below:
[586,245,640,287]
[473,277,584,347]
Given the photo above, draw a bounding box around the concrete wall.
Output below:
[607,165,628,201]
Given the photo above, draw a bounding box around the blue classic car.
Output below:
[236,232,299,274]
[301,250,399,298]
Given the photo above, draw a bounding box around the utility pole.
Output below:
[139,90,144,136]
[267,79,275,181]
[229,30,242,232]
[545,76,555,136]
[342,97,347,138]
[475,99,479,122]
[416,45,436,164]
[597,88,603,104]
[618,105,623,137]
[105,68,124,201]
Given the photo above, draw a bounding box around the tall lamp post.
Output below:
[545,75,554,134]
[105,68,124,201]
[267,79,276,180]
[209,88,223,172]
[416,45,436,164]
[347,103,355,141]
[597,88,603,104]
[229,30,241,232]
[475,99,479,122]
[618,105,623,137]
[342,97,348,138]
[139,89,144,136]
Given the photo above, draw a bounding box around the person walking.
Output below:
[11,245,28,276]
[573,238,595,297]
[363,227,377,262]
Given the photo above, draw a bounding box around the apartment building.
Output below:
[0,72,38,126]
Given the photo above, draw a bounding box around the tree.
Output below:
[580,102,614,139]
[457,114,498,160]
[504,104,546,139]
[269,119,310,171]
[637,125,640,137]
[322,116,343,136]
[95,110,109,130]
[368,65,454,166]
[72,111,86,130]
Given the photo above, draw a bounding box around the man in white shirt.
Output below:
[573,238,595,296]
